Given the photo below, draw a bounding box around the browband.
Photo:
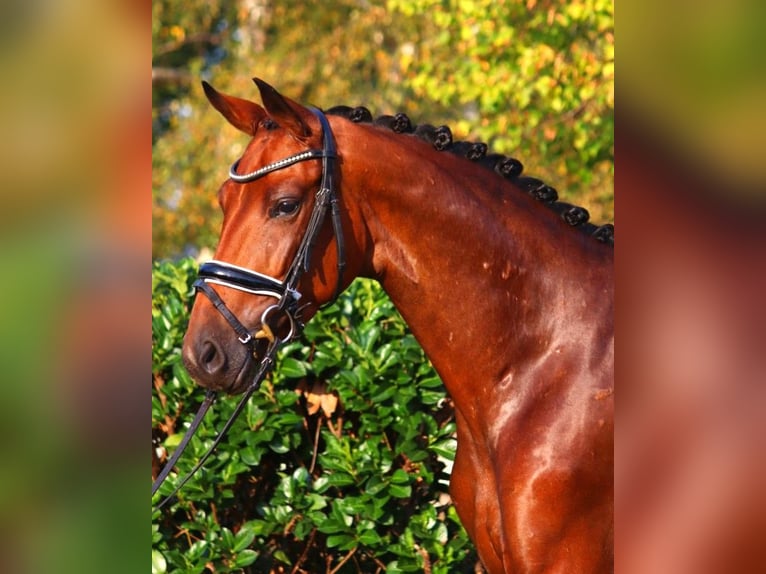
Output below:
[229,149,330,183]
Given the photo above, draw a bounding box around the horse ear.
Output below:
[253,77,315,140]
[202,81,266,136]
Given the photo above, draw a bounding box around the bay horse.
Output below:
[181,78,614,573]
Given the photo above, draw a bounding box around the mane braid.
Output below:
[413,124,453,151]
[374,113,414,133]
[449,141,488,160]
[325,105,372,123]
[324,105,613,246]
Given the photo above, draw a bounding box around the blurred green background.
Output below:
[1,0,764,570]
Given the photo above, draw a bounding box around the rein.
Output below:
[152,108,344,508]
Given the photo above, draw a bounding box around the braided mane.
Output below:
[325,105,614,246]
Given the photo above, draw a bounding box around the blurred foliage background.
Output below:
[152,260,478,572]
[152,0,614,259]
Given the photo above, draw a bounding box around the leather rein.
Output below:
[152,108,345,508]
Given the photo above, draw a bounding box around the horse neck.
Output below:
[338,123,613,410]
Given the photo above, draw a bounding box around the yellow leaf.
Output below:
[296,380,340,417]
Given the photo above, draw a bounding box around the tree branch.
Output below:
[152,67,193,85]
[329,547,357,574]
[153,32,222,58]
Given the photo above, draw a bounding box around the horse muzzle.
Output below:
[181,260,303,394]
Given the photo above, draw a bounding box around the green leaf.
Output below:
[430,438,457,460]
[279,356,308,378]
[268,439,291,454]
[163,433,184,449]
[390,469,410,484]
[272,549,290,564]
[240,445,264,466]
[358,529,384,546]
[316,517,350,535]
[306,492,328,511]
[364,477,388,496]
[325,472,357,488]
[220,527,234,549]
[233,549,258,568]
[327,533,356,549]
[389,483,412,498]
[151,550,166,574]
[233,527,256,552]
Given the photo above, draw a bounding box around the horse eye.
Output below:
[271,198,301,218]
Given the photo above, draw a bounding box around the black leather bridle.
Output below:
[152,108,345,508]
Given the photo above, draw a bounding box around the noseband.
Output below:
[152,108,345,507]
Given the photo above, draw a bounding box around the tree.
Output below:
[152,0,428,258]
[387,0,614,219]
[152,0,613,259]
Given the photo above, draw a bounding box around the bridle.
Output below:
[152,108,345,508]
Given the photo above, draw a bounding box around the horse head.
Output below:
[182,79,364,394]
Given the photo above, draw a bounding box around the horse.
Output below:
[181,78,614,573]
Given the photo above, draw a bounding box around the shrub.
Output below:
[152,258,478,573]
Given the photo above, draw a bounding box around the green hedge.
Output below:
[152,259,478,573]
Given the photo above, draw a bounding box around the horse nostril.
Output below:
[201,342,216,364]
[199,339,226,375]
